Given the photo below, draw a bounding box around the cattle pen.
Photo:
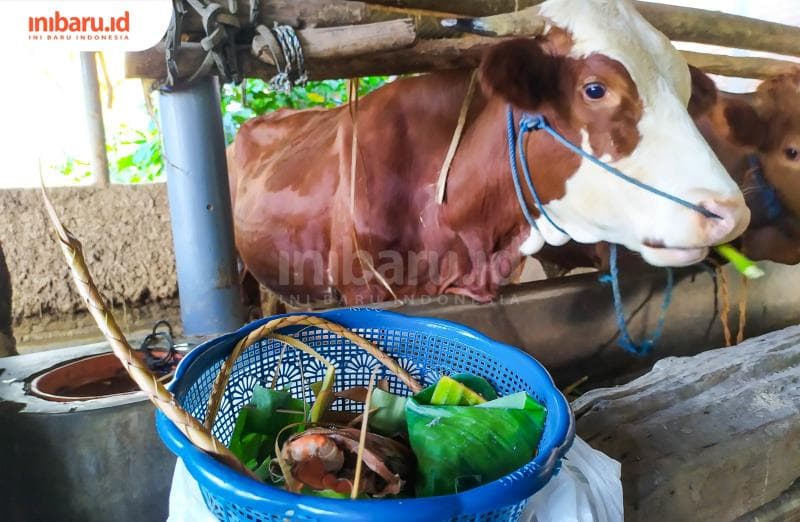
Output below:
[2,1,800,521]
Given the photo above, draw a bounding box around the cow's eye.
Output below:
[584,82,607,100]
[785,147,799,161]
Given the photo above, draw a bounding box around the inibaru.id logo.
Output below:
[28,11,130,40]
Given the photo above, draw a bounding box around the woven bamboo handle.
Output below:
[41,187,259,481]
[205,315,424,429]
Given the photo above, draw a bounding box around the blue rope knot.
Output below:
[520,113,548,132]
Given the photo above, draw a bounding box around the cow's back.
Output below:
[227,71,489,303]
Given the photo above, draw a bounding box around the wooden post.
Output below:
[80,52,110,188]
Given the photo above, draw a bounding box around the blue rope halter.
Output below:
[506,106,715,356]
[747,154,783,223]
[598,245,674,355]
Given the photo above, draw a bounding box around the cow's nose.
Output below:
[699,199,751,245]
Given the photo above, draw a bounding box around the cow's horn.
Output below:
[441,7,547,37]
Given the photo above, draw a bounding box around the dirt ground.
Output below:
[0,184,180,350]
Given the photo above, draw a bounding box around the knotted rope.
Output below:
[164,0,247,89]
[252,23,308,93]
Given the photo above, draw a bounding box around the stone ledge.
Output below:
[574,326,800,521]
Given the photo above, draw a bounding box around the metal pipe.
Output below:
[79,52,110,188]
[158,77,245,336]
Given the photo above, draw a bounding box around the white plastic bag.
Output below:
[167,459,217,522]
[521,436,624,522]
[168,436,623,522]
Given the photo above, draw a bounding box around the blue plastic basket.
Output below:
[157,308,575,522]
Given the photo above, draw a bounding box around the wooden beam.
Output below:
[681,51,800,80]
[126,36,493,82]
[359,0,800,58]
[127,34,796,82]
[354,0,537,17]
[252,19,416,62]
[634,2,800,59]
[180,0,452,39]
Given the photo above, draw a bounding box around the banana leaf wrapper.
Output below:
[229,385,306,470]
[407,385,547,497]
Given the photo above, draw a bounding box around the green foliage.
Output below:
[56,77,393,184]
[221,77,393,144]
[108,120,164,184]
[55,156,92,184]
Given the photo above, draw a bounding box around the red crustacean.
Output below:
[281,427,415,496]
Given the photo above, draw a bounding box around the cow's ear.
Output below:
[479,38,564,111]
[724,98,768,150]
[687,65,718,117]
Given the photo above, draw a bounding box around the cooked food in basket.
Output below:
[228,373,547,499]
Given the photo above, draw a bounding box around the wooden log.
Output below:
[180,0,451,39]
[180,0,365,31]
[634,2,800,59]
[252,19,416,63]
[355,0,537,17]
[359,0,800,58]
[125,36,493,82]
[681,50,800,80]
[127,33,796,82]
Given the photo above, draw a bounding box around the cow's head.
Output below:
[725,72,800,220]
[460,0,749,267]
[719,70,800,264]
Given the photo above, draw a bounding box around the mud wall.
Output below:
[0,185,180,350]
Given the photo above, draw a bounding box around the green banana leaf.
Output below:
[447,374,499,401]
[229,385,306,467]
[369,388,408,436]
[406,379,547,497]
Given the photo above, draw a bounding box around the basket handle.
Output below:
[204,315,424,429]
[42,188,259,481]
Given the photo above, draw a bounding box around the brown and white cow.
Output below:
[228,0,749,305]
[536,68,800,274]
[703,70,800,265]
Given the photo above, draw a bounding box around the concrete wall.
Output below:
[0,185,180,350]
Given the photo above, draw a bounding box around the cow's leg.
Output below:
[0,244,16,357]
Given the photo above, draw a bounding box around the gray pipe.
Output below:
[158,77,245,335]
